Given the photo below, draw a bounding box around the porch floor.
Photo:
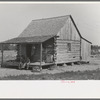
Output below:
[30,62,55,67]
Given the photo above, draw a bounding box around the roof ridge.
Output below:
[32,15,70,22]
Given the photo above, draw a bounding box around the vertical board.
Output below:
[81,39,91,62]
[57,17,80,41]
[71,19,80,40]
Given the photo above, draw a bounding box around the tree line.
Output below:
[0,44,17,50]
[91,45,100,55]
[0,44,100,56]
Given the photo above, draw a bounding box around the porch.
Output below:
[0,35,56,70]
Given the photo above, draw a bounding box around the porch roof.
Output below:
[1,35,55,44]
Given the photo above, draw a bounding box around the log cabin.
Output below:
[0,15,92,69]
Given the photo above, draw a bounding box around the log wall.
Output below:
[56,17,81,64]
[56,39,80,63]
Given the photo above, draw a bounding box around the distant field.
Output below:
[0,50,17,63]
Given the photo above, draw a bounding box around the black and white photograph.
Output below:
[0,2,100,80]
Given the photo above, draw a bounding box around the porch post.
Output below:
[54,36,57,65]
[1,44,4,67]
[40,43,42,70]
[80,38,82,61]
[19,44,21,63]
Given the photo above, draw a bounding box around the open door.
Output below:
[26,44,32,60]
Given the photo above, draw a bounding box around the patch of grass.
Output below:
[1,69,100,80]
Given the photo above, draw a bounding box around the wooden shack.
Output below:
[0,15,92,68]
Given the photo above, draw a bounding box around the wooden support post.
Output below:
[18,44,22,69]
[1,44,4,67]
[54,36,57,66]
[80,38,82,62]
[40,43,42,70]
[53,38,55,63]
[20,44,21,63]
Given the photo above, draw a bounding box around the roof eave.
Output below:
[81,37,92,44]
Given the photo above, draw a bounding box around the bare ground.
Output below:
[0,56,100,80]
[0,50,100,80]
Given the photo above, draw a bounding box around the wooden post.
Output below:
[54,36,57,66]
[19,44,21,63]
[1,44,4,67]
[40,43,42,70]
[18,44,22,69]
[80,38,82,62]
[53,38,55,63]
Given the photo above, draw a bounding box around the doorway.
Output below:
[26,44,32,60]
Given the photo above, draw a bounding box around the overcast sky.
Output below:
[0,2,100,45]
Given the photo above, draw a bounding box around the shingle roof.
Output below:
[19,15,69,37]
[1,15,69,44]
[2,35,55,44]
[1,15,92,44]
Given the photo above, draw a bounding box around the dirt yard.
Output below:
[0,50,100,80]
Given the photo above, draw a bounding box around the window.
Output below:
[67,43,71,51]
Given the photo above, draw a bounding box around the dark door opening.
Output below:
[26,44,32,60]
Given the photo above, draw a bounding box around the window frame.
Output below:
[67,43,71,52]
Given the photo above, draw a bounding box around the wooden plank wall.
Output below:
[57,17,80,40]
[81,39,91,62]
[56,17,81,64]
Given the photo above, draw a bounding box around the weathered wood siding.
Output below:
[57,17,80,40]
[56,40,80,63]
[81,39,91,62]
[56,17,81,64]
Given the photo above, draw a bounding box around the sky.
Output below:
[0,2,100,45]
